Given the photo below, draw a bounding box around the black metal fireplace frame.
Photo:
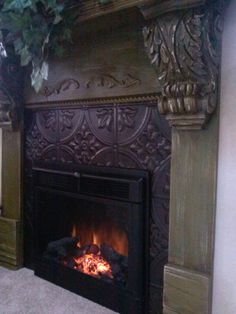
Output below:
[32,163,150,314]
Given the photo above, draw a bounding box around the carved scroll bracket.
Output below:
[0,52,23,131]
[0,84,18,130]
[141,0,228,130]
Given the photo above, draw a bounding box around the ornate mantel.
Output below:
[0,0,228,130]
[0,1,229,313]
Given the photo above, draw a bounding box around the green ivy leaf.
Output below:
[53,14,62,25]
[19,45,32,66]
[98,0,113,4]
[54,45,65,57]
[31,60,48,92]
[3,0,33,13]
[13,37,23,52]
[62,28,72,42]
[0,0,93,92]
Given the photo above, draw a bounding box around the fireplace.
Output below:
[32,164,149,313]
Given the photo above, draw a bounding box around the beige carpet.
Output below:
[0,267,117,314]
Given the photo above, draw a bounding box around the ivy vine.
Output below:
[0,0,112,92]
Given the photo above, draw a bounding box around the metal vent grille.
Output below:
[34,166,146,203]
[37,172,77,192]
[81,177,130,200]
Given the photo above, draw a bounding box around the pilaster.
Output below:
[140,1,229,313]
[0,50,23,269]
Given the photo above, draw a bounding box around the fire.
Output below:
[71,223,128,257]
[73,253,113,279]
[64,222,128,281]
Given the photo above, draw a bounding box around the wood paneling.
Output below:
[2,130,22,221]
[168,113,218,272]
[0,217,22,269]
[0,129,22,269]
[163,111,219,313]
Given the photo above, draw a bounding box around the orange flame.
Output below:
[71,222,128,257]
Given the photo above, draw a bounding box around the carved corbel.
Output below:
[0,51,23,131]
[141,0,228,130]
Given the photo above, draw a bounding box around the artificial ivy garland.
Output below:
[0,0,111,92]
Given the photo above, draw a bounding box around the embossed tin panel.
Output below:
[24,101,171,313]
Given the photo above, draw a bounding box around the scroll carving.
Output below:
[143,0,228,130]
[86,73,141,89]
[41,79,80,97]
[40,72,141,98]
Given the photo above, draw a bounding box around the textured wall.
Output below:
[213,1,236,313]
[24,101,171,313]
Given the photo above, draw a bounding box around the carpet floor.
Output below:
[0,267,117,314]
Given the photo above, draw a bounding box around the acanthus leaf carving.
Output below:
[143,0,228,130]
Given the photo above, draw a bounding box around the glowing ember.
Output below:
[73,253,113,279]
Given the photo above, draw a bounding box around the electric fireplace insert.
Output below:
[32,164,149,313]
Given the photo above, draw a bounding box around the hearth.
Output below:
[32,164,149,313]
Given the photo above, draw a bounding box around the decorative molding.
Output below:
[24,93,160,110]
[143,0,228,130]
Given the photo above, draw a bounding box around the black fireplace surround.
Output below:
[32,164,150,313]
